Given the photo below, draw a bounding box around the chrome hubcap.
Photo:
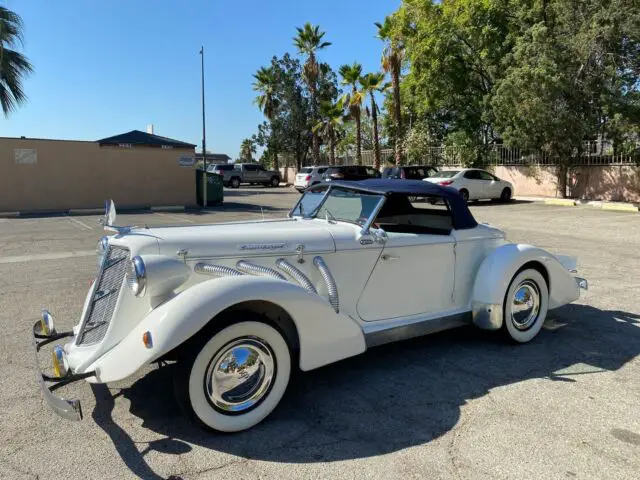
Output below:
[205,337,275,414]
[510,280,541,330]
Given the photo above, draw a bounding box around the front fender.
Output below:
[471,243,580,330]
[85,276,366,382]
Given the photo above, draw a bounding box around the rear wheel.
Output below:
[502,269,549,343]
[270,176,280,187]
[500,188,512,202]
[459,189,469,202]
[230,177,241,189]
[174,318,291,432]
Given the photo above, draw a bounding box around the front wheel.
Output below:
[502,269,549,343]
[500,188,512,202]
[175,320,291,432]
[270,176,280,187]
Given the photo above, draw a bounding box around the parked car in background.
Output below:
[322,165,381,182]
[294,165,330,192]
[215,163,281,188]
[381,165,438,180]
[425,168,514,202]
[207,163,236,178]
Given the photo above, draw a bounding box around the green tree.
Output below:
[293,23,331,165]
[0,6,33,116]
[238,138,256,163]
[360,72,388,170]
[339,62,365,165]
[253,66,280,168]
[313,98,346,166]
[376,15,405,165]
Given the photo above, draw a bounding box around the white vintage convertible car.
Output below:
[33,179,587,432]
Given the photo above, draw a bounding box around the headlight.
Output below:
[97,236,109,266]
[126,256,146,297]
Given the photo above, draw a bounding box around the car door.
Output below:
[461,170,487,199]
[243,164,258,182]
[356,197,456,321]
[357,232,455,321]
[256,165,269,182]
[478,170,502,198]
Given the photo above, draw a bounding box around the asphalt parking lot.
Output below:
[1,186,639,480]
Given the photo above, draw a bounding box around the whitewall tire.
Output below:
[502,269,549,343]
[176,320,291,432]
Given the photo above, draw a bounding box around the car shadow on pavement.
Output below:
[92,303,639,473]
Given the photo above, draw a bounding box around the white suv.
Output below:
[294,166,330,192]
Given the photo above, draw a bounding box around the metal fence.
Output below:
[281,140,639,168]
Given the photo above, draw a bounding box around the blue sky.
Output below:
[1,0,400,160]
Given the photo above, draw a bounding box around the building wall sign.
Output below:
[14,148,37,164]
[178,156,196,167]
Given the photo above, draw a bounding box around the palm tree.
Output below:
[339,63,365,165]
[253,66,280,168]
[360,73,388,171]
[313,99,345,166]
[293,23,331,165]
[375,16,404,165]
[239,138,256,163]
[0,6,33,116]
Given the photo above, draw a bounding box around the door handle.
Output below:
[381,254,399,261]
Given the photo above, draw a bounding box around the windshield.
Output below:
[292,186,383,226]
[433,170,459,178]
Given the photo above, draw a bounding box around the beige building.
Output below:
[0,130,199,213]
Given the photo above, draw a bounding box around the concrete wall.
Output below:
[0,138,197,212]
[494,165,640,203]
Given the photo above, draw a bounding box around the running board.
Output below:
[363,311,472,348]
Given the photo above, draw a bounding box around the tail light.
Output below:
[400,170,406,179]
[331,172,344,179]
[439,180,454,186]
[305,175,311,182]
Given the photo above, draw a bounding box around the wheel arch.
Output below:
[471,244,574,330]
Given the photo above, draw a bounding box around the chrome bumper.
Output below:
[32,320,94,421]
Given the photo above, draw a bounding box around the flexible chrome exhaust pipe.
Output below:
[194,263,243,277]
[313,256,339,313]
[276,258,317,294]
[236,260,287,281]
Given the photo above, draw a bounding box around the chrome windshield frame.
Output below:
[288,184,386,232]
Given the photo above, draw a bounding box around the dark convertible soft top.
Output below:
[314,179,478,230]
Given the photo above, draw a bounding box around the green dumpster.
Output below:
[196,169,224,206]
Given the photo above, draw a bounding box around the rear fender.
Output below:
[84,276,366,382]
[471,243,580,330]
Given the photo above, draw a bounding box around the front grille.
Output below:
[76,246,130,345]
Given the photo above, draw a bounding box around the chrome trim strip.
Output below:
[236,260,287,281]
[276,258,317,294]
[471,302,503,330]
[313,256,339,313]
[364,312,472,348]
[194,263,243,277]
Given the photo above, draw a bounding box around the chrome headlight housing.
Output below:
[126,256,147,297]
[97,236,109,266]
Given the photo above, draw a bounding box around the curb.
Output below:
[68,208,104,216]
[150,206,187,213]
[544,198,577,207]
[601,202,639,213]
[0,211,20,218]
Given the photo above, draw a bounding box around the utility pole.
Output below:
[200,46,208,207]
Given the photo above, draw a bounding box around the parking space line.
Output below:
[153,212,196,223]
[0,250,95,264]
[67,216,94,231]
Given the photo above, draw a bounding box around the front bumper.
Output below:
[32,320,95,421]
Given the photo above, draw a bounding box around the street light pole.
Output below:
[200,46,207,207]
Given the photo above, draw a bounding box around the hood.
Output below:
[115,218,336,259]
